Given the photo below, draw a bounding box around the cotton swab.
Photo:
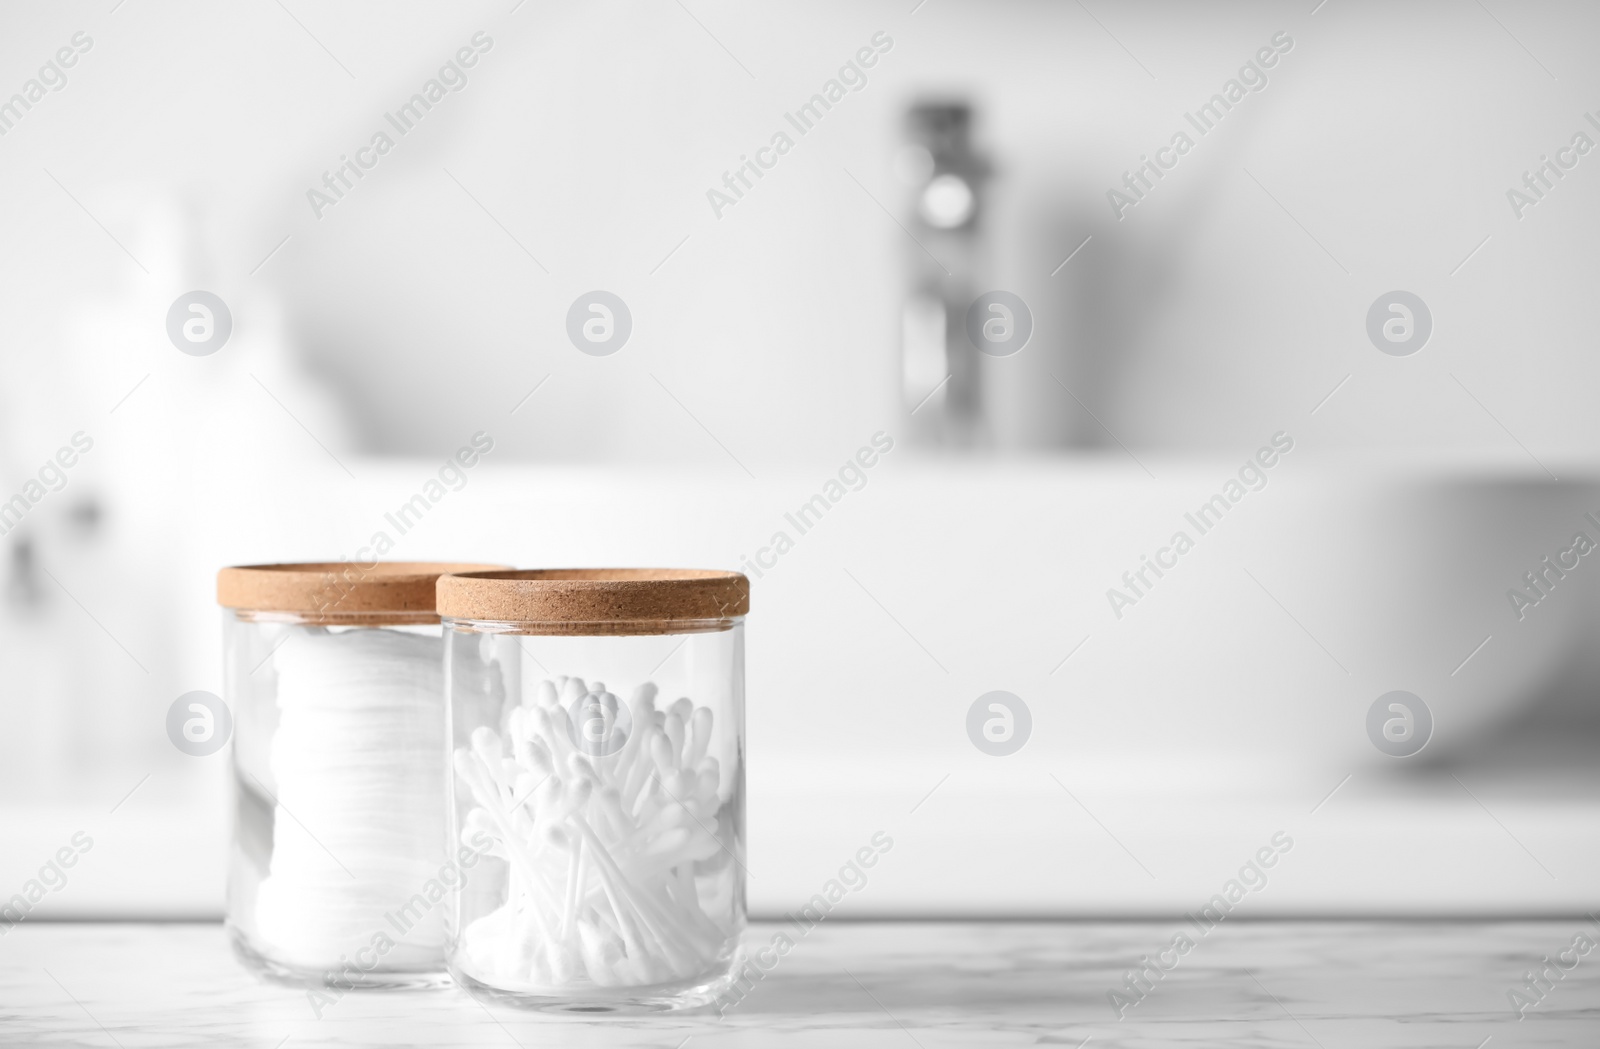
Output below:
[455,675,733,992]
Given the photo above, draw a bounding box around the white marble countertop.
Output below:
[1,921,1596,1047]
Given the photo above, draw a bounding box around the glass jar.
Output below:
[219,561,501,989]
[436,569,749,1012]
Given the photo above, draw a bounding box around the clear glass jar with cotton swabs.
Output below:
[437,569,748,1012]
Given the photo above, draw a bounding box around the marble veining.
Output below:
[0,921,1596,1047]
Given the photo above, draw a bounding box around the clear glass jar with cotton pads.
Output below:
[218,561,501,989]
[436,569,749,1012]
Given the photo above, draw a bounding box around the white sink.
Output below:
[13,451,1595,918]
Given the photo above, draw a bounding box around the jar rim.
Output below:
[436,568,749,627]
[443,615,740,637]
[230,608,446,627]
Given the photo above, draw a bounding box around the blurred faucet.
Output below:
[4,535,44,610]
[898,101,991,448]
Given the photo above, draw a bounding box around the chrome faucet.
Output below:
[4,535,44,610]
[899,101,991,447]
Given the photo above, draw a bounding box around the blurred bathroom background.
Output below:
[1,0,1598,917]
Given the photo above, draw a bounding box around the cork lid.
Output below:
[437,569,749,635]
[218,562,506,623]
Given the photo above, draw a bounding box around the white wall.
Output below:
[4,1,1600,463]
